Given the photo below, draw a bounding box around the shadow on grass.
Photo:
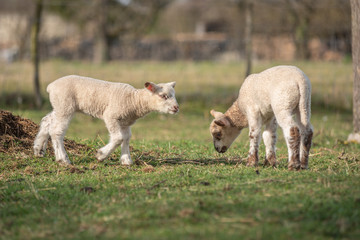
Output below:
[133,157,291,171]
[135,157,243,166]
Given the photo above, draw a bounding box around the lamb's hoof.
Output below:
[121,157,133,166]
[34,152,44,157]
[246,154,258,167]
[56,159,72,166]
[96,150,106,162]
[300,165,308,170]
[288,162,300,171]
[246,161,258,167]
[264,154,277,168]
[34,148,45,157]
[264,160,277,168]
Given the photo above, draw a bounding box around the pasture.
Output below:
[1,60,360,239]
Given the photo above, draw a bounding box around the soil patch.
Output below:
[0,110,91,157]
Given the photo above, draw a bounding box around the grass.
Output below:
[1,60,360,239]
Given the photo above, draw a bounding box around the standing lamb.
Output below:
[209,66,313,170]
[34,75,179,165]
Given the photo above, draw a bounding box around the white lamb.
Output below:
[34,75,179,165]
[210,65,313,170]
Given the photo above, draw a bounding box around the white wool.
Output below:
[34,75,179,165]
[210,65,313,170]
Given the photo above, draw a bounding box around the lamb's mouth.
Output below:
[215,146,227,153]
[169,107,179,114]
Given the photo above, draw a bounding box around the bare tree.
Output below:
[285,0,315,60]
[244,0,253,77]
[93,0,109,63]
[31,0,43,108]
[49,0,171,63]
[232,0,253,77]
[348,0,360,143]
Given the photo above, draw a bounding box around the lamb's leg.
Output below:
[262,118,277,167]
[34,111,53,157]
[295,113,313,170]
[275,110,301,170]
[280,125,301,170]
[300,126,313,169]
[286,126,301,170]
[96,118,123,162]
[119,127,132,165]
[49,112,73,165]
[247,119,262,167]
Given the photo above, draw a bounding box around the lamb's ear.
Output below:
[210,109,224,119]
[145,82,159,93]
[215,117,230,127]
[168,81,176,88]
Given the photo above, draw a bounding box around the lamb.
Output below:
[34,75,179,165]
[210,65,313,170]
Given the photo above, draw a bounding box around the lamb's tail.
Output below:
[46,82,54,94]
[298,71,312,129]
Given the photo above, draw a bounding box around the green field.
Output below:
[1,60,360,239]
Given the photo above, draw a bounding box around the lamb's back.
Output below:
[47,75,135,118]
[239,66,309,115]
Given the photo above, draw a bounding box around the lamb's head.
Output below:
[210,110,241,153]
[145,81,179,114]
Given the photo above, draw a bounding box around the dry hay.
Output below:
[0,110,91,157]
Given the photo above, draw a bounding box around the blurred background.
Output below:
[0,0,351,63]
[0,0,354,142]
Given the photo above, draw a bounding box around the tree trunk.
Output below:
[294,16,311,59]
[17,15,32,60]
[348,0,360,143]
[31,0,43,109]
[93,0,109,63]
[286,0,314,60]
[244,0,253,77]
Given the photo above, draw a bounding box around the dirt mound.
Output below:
[0,110,91,157]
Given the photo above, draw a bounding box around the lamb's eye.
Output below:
[160,94,169,100]
[214,132,221,140]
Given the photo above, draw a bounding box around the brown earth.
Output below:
[0,110,91,157]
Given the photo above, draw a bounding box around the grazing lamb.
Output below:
[210,65,313,170]
[34,75,179,165]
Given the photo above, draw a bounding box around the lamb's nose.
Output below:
[220,146,227,153]
[173,105,179,112]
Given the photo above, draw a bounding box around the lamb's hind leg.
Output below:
[276,112,301,170]
[295,113,313,170]
[299,125,313,170]
[49,112,73,165]
[300,127,313,169]
[287,126,301,170]
[34,111,53,157]
[262,117,278,167]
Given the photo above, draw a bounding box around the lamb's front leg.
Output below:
[96,118,123,162]
[262,118,278,167]
[247,125,262,167]
[119,127,132,166]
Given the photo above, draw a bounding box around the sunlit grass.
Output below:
[0,60,353,110]
[0,60,359,239]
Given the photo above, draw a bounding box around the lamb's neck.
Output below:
[224,100,248,129]
[129,89,154,119]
